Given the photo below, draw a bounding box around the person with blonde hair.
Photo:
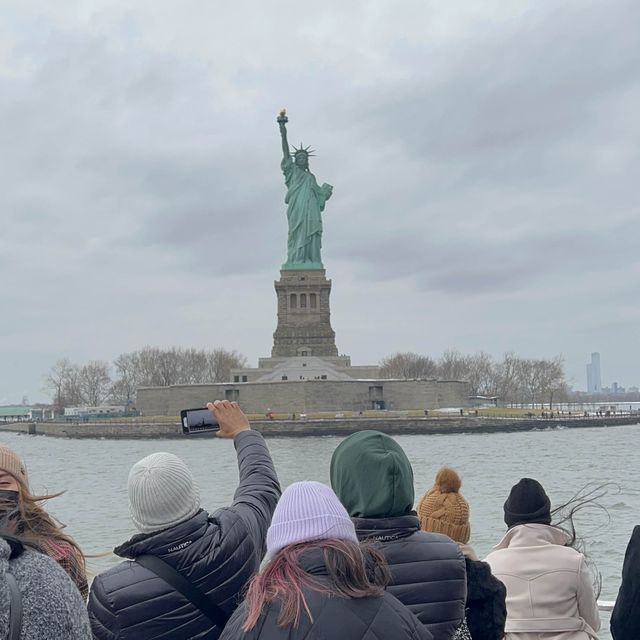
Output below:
[418,467,506,640]
[0,444,88,599]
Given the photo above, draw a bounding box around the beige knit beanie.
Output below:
[0,445,29,488]
[417,467,470,544]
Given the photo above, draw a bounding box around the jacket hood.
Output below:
[330,431,414,518]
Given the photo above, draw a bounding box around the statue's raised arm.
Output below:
[277,109,290,161]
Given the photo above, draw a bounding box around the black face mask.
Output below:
[0,490,20,512]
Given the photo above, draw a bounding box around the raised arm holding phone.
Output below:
[88,401,281,640]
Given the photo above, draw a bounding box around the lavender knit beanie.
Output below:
[266,481,358,559]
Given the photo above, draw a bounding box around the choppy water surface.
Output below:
[3,424,639,639]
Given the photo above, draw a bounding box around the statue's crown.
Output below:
[291,143,315,157]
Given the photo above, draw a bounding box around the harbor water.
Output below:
[3,423,639,639]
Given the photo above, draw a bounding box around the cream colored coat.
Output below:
[485,524,600,640]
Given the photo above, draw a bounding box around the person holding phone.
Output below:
[88,401,281,640]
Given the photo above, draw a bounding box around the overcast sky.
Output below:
[1,0,639,404]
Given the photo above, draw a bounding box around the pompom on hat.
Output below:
[266,481,358,559]
[127,452,200,534]
[417,467,471,544]
[0,445,29,488]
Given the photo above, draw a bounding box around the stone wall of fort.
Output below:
[136,378,470,416]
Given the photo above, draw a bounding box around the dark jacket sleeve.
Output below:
[228,430,281,557]
[465,558,506,640]
[611,525,640,640]
[87,575,120,640]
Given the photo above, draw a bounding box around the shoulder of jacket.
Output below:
[412,530,459,545]
[410,531,465,556]
[92,559,142,592]
[208,505,252,541]
[555,544,587,566]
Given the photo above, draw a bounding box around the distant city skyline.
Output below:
[585,352,639,394]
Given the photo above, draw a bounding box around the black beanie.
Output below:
[504,478,551,527]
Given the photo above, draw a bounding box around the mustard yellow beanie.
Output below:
[417,467,470,544]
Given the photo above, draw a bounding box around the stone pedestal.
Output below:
[272,269,338,357]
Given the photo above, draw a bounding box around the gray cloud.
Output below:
[1,0,639,402]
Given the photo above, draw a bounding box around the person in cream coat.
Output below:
[485,478,600,640]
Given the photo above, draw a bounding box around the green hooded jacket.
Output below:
[330,430,415,518]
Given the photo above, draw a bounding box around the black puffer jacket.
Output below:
[219,549,433,640]
[88,431,281,640]
[611,525,640,640]
[354,516,467,640]
[464,557,506,640]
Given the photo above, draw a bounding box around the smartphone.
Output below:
[180,408,220,434]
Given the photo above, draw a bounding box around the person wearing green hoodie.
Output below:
[331,430,467,640]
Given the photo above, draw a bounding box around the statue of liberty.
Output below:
[277,110,333,269]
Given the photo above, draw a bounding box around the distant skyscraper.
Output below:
[586,352,602,393]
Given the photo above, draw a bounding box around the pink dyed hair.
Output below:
[242,538,389,631]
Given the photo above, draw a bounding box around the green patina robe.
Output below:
[281,156,332,268]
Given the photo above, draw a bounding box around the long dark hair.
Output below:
[551,482,617,548]
[242,538,390,631]
[550,481,620,598]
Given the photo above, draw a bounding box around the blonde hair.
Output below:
[0,479,88,597]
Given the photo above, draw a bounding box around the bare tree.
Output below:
[437,349,470,381]
[464,351,495,395]
[379,352,438,379]
[516,359,540,407]
[43,359,73,412]
[499,355,566,408]
[110,345,247,390]
[43,359,83,411]
[44,346,248,407]
[65,364,84,406]
[205,348,248,382]
[110,352,141,404]
[79,361,112,406]
[495,352,522,406]
[537,356,566,408]
[178,348,209,384]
